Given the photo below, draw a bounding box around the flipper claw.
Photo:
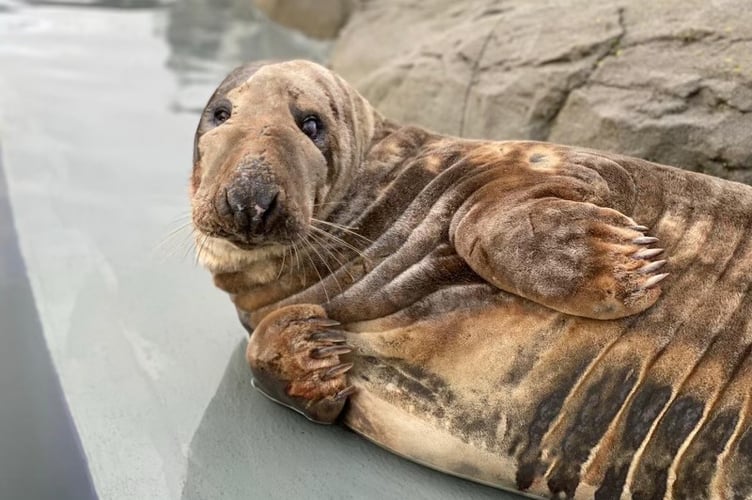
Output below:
[309,330,347,343]
[323,362,354,380]
[639,260,667,274]
[333,386,357,401]
[639,272,669,290]
[633,248,664,260]
[311,345,353,359]
[309,318,341,327]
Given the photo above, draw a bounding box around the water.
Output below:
[0,2,511,499]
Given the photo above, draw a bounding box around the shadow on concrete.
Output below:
[0,148,97,500]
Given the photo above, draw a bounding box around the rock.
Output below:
[253,0,352,39]
[331,0,752,183]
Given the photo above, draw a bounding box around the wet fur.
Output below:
[191,60,752,499]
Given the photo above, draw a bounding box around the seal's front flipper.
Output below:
[246,304,355,424]
[454,197,668,320]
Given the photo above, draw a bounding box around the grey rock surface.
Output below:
[252,0,352,39]
[331,0,752,182]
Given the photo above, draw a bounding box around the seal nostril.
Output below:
[223,188,232,214]
[258,190,282,233]
[215,186,234,219]
[262,192,278,223]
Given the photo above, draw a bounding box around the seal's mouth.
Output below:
[192,193,310,255]
[194,219,306,251]
[223,233,295,251]
[190,163,313,249]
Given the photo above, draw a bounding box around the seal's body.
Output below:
[190,60,752,499]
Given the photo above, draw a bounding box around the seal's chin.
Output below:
[194,232,288,274]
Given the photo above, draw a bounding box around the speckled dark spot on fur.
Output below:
[401,376,438,402]
[366,356,454,416]
[515,461,537,491]
[622,383,673,449]
[511,354,592,489]
[396,362,435,388]
[483,409,502,449]
[594,383,672,500]
[728,426,752,499]
[673,409,739,499]
[366,356,505,449]
[448,408,502,450]
[630,395,704,500]
[547,368,637,498]
[529,153,545,163]
[595,465,625,500]
[500,346,536,386]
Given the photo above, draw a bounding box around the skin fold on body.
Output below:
[189,60,752,499]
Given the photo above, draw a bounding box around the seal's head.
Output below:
[190,60,380,273]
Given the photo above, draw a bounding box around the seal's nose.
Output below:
[221,180,282,237]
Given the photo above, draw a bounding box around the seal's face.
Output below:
[190,60,376,273]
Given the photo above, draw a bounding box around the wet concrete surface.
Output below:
[0,1,512,498]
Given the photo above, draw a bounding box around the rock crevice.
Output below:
[540,7,627,141]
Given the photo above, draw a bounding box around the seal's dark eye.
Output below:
[213,106,231,125]
[301,116,321,140]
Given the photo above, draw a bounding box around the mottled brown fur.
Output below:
[190,60,752,499]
